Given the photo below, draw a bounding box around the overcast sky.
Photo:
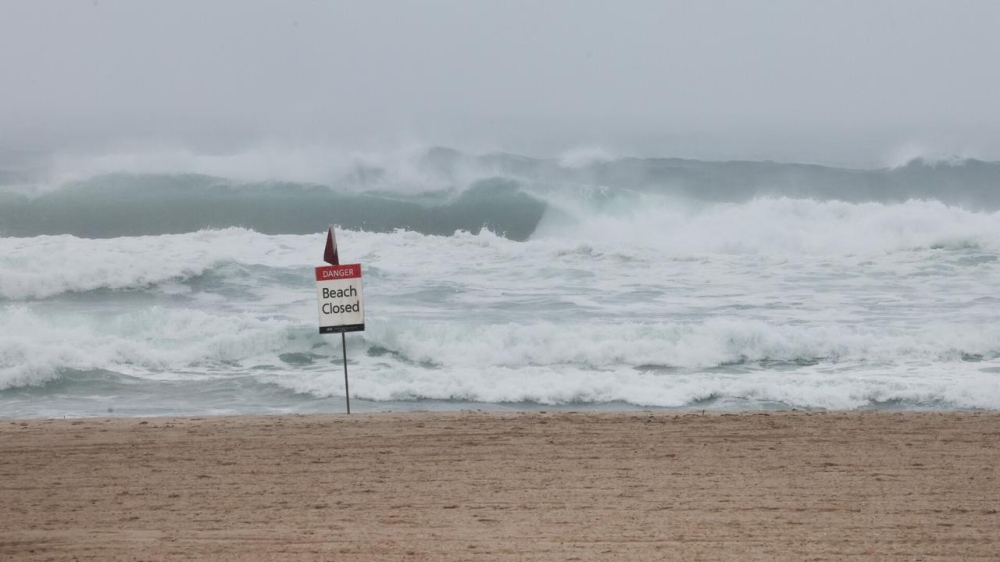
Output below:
[2,0,999,163]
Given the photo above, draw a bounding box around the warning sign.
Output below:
[315,263,365,333]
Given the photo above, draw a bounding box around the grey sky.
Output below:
[2,0,999,163]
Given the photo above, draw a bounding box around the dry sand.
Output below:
[2,411,999,561]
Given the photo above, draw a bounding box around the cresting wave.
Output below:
[0,306,307,390]
[2,195,1000,301]
[3,146,1000,239]
[3,309,998,409]
[2,146,999,414]
[335,365,1000,410]
[362,318,1000,370]
[0,229,313,300]
[0,175,546,240]
[533,196,1000,255]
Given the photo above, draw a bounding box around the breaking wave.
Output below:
[2,146,999,415]
[2,193,1000,302]
[4,308,999,410]
[0,306,309,390]
[0,174,545,240]
[362,318,1000,370]
[3,146,1000,240]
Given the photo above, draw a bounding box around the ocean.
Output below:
[2,147,999,418]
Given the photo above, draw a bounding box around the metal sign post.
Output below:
[315,226,365,414]
[341,333,350,414]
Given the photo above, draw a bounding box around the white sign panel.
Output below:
[315,263,365,333]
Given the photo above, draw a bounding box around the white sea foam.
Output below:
[3,194,1000,302]
[0,229,311,299]
[0,306,308,390]
[274,361,1000,410]
[2,193,999,413]
[361,318,1000,370]
[535,194,1000,255]
[6,296,998,407]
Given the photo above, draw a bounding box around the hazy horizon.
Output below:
[3,1,1000,166]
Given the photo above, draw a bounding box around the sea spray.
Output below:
[1,148,999,416]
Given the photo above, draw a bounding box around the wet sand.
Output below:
[2,411,999,561]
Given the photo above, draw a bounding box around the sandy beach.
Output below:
[2,411,999,561]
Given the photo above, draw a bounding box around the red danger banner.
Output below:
[315,264,362,281]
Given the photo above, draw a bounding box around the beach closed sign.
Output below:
[315,264,365,333]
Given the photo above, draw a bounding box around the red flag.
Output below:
[323,226,339,265]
